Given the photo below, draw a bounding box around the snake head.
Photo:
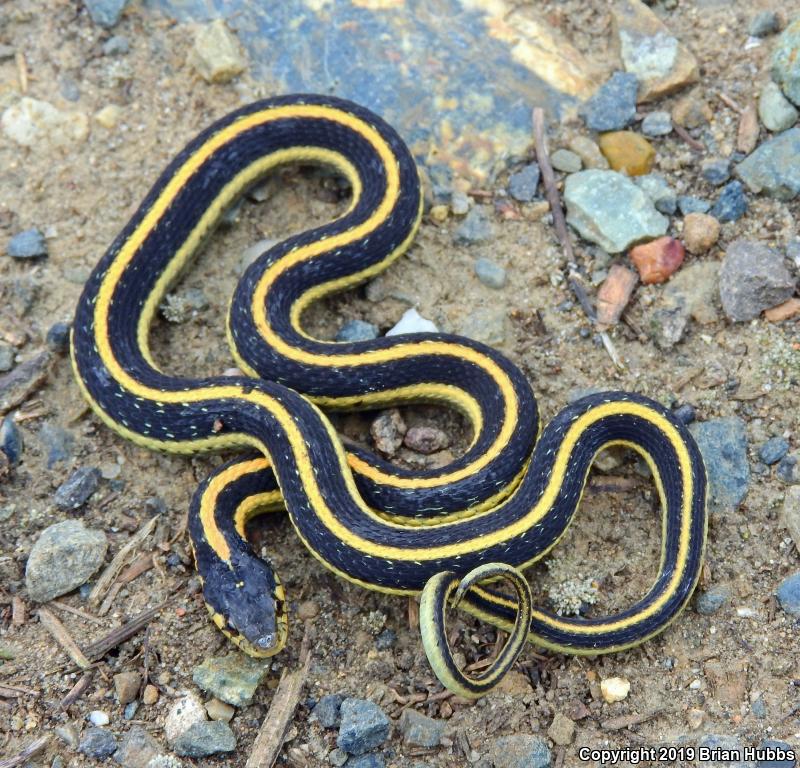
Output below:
[202,550,288,658]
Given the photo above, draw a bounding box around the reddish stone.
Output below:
[630,236,685,284]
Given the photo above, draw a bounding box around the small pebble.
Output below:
[189,19,247,84]
[474,257,506,289]
[777,454,799,484]
[102,34,130,55]
[598,131,655,176]
[489,735,551,768]
[759,437,790,465]
[123,702,138,720]
[686,708,706,730]
[370,409,407,456]
[7,228,47,259]
[550,148,582,173]
[0,343,13,373]
[547,712,576,746]
[507,163,540,202]
[336,319,379,342]
[346,755,385,768]
[634,173,677,215]
[672,403,696,425]
[114,725,161,767]
[54,466,101,509]
[403,425,450,454]
[84,0,128,27]
[89,710,110,726]
[600,677,630,703]
[296,600,320,620]
[40,423,75,468]
[79,727,118,759]
[736,126,800,200]
[311,694,344,728]
[375,628,396,650]
[595,265,638,326]
[641,111,673,137]
[172,721,236,758]
[328,747,348,767]
[709,181,748,222]
[751,697,767,719]
[695,585,731,615]
[690,418,750,512]
[399,709,445,748]
[581,71,638,132]
[113,671,141,705]
[450,190,470,215]
[568,136,608,169]
[749,10,781,37]
[682,212,720,254]
[25,520,107,602]
[205,698,235,722]
[759,81,798,133]
[142,684,159,706]
[777,572,800,616]
[772,18,800,106]
[386,308,438,336]
[737,103,760,154]
[672,93,712,129]
[700,158,731,186]
[336,698,390,756]
[192,654,269,707]
[677,195,711,215]
[0,417,22,466]
[630,237,685,284]
[95,105,122,130]
[46,321,71,351]
[164,693,206,743]
[783,487,800,551]
[756,740,797,768]
[454,206,494,244]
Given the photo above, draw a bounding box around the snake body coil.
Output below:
[71,94,707,698]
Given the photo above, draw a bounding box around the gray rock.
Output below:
[701,158,731,186]
[39,423,75,468]
[311,694,344,728]
[26,520,108,602]
[759,437,790,465]
[474,257,507,289]
[114,726,162,768]
[0,343,14,372]
[192,653,269,707]
[374,628,396,650]
[777,572,800,616]
[689,418,750,513]
[709,180,748,222]
[550,148,582,173]
[641,110,673,136]
[336,320,379,342]
[749,11,781,37]
[634,173,677,215]
[328,748,348,766]
[719,239,795,321]
[399,709,445,747]
[695,585,731,615]
[346,756,385,768]
[80,727,118,760]
[336,698,390,756]
[673,403,696,425]
[580,71,638,132]
[697,735,754,768]
[736,127,800,200]
[458,307,506,346]
[0,417,22,465]
[507,163,540,202]
[778,453,800,484]
[759,82,799,133]
[145,758,184,768]
[772,20,800,106]
[454,206,494,244]
[103,35,130,55]
[54,466,102,509]
[489,735,552,768]
[751,696,767,719]
[172,721,236,757]
[650,303,689,350]
[677,195,711,215]
[46,321,71,351]
[564,170,668,253]
[84,0,128,28]
[7,228,47,259]
[756,739,796,768]
[450,189,470,215]
[59,76,81,102]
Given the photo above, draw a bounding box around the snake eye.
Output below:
[255,634,275,650]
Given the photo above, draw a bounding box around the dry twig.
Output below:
[60,671,94,710]
[531,108,623,370]
[38,607,91,669]
[601,708,663,731]
[0,735,49,768]
[245,624,313,768]
[82,603,164,661]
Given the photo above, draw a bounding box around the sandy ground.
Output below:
[0,1,799,766]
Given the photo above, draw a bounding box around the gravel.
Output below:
[580,71,638,132]
[7,228,48,259]
[79,727,118,759]
[336,698,391,756]
[709,180,748,222]
[507,163,540,202]
[759,437,790,465]
[454,206,494,244]
[641,110,673,137]
[474,257,507,288]
[54,466,102,509]
[172,721,236,757]
[192,654,269,707]
[776,572,800,616]
[689,418,750,513]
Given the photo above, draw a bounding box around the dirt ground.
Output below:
[0,1,799,766]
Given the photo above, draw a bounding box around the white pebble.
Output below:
[386,308,438,336]
[88,710,110,726]
[600,676,630,703]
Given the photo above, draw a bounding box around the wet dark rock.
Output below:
[79,727,118,760]
[336,698,390,756]
[689,418,749,512]
[0,417,23,466]
[759,437,790,466]
[54,467,101,509]
[507,163,540,202]
[709,180,747,222]
[672,403,696,424]
[581,71,638,132]
[7,228,47,259]
[46,321,71,351]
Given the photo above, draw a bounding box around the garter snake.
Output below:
[71,94,708,698]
